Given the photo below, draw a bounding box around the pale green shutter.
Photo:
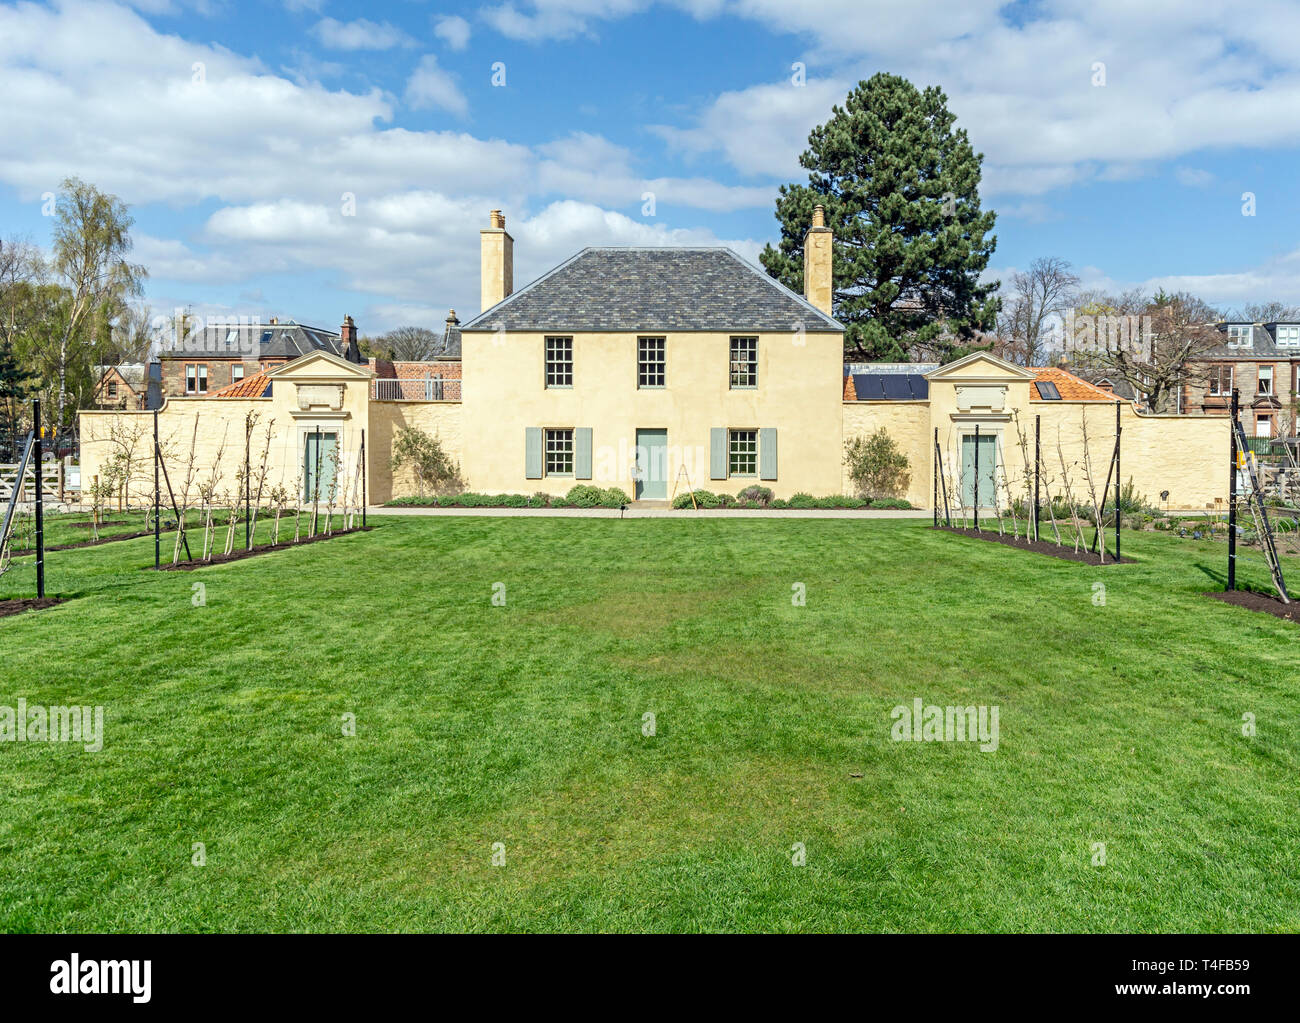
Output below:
[710,428,727,479]
[525,428,543,479]
[575,428,593,479]
[759,428,777,480]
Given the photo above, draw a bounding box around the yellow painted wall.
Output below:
[841,401,933,505]
[79,354,374,510]
[459,329,845,497]
[366,401,464,503]
[79,347,1230,512]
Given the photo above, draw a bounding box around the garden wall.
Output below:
[841,401,933,506]
[365,401,464,503]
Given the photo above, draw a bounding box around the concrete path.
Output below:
[368,504,934,519]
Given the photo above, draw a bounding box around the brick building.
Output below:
[1184,321,1300,437]
[158,318,343,398]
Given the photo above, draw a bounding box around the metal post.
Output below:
[153,410,160,570]
[33,399,44,598]
[1034,415,1041,543]
[1228,388,1238,591]
[360,430,367,528]
[933,428,939,527]
[973,425,981,532]
[1114,401,1122,561]
[245,419,251,550]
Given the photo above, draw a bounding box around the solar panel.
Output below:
[851,373,930,401]
[1037,381,1061,400]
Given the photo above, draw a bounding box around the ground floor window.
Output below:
[1256,414,1274,438]
[729,429,757,477]
[545,428,574,476]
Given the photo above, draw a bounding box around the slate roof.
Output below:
[97,363,147,389]
[462,248,844,333]
[440,319,461,359]
[162,321,342,360]
[1199,322,1300,359]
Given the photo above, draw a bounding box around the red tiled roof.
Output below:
[210,371,271,398]
[1032,367,1118,402]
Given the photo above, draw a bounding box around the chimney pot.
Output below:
[812,203,825,228]
[490,209,505,229]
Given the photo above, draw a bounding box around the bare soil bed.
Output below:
[1204,588,1300,623]
[151,527,371,571]
[935,525,1136,565]
[0,597,67,619]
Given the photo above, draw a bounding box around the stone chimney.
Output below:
[340,315,361,363]
[480,209,514,313]
[803,203,833,316]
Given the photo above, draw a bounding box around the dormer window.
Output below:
[1277,324,1300,347]
[1227,325,1253,348]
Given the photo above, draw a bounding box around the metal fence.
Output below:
[373,377,461,401]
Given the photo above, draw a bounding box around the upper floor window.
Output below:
[1259,365,1274,395]
[1277,325,1300,347]
[638,337,666,388]
[545,428,574,476]
[1207,364,1233,396]
[106,381,118,399]
[545,336,573,387]
[1227,325,1253,348]
[730,337,757,388]
[232,364,245,383]
[185,364,208,395]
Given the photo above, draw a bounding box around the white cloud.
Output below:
[310,17,413,51]
[433,14,472,51]
[405,55,469,117]
[1175,167,1215,188]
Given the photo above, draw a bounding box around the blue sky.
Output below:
[3,0,1300,336]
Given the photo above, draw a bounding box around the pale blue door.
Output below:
[961,433,998,508]
[304,432,338,502]
[635,429,668,500]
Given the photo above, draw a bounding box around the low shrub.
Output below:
[601,487,631,507]
[770,498,789,509]
[529,492,551,508]
[867,497,912,510]
[788,492,817,509]
[717,493,736,507]
[565,484,606,508]
[736,484,774,507]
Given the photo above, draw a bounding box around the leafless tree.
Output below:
[1067,289,1221,413]
[997,257,1080,366]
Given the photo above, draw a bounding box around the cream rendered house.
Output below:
[458,208,845,499]
[79,208,1230,512]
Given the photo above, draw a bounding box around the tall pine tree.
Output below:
[760,73,999,362]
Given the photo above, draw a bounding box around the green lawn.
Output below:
[0,516,1297,932]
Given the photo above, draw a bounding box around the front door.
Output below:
[961,432,998,509]
[304,431,338,503]
[634,429,668,500]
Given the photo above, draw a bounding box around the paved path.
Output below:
[368,505,935,519]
